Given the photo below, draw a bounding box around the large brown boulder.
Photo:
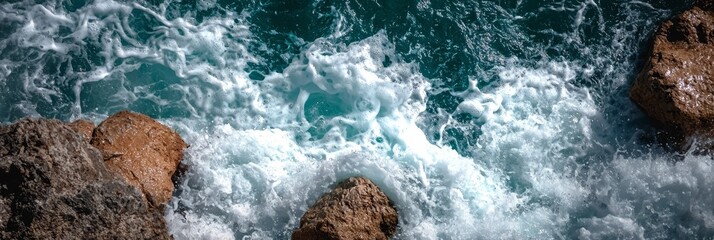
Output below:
[0,118,169,239]
[67,119,95,143]
[630,3,714,149]
[91,111,187,207]
[292,177,399,240]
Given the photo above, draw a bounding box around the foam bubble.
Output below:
[584,154,714,238]
[460,61,596,211]
[578,215,645,240]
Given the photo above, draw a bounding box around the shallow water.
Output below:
[1,0,712,239]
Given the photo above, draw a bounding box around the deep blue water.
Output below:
[2,0,713,239]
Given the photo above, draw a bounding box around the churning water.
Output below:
[1,0,712,239]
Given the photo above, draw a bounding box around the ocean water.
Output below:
[1,0,713,239]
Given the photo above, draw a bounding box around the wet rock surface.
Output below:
[292,177,399,240]
[0,118,169,239]
[630,2,714,150]
[91,111,187,207]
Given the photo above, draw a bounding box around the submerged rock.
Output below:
[0,118,169,239]
[630,3,714,150]
[91,111,187,207]
[292,177,399,240]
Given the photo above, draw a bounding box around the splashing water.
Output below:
[1,0,712,239]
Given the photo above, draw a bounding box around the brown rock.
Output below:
[0,118,169,239]
[67,119,95,143]
[630,4,714,150]
[91,111,187,207]
[292,177,399,240]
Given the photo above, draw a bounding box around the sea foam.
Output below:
[1,1,714,239]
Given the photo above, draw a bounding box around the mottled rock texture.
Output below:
[630,2,714,149]
[0,118,169,239]
[68,119,95,143]
[292,177,399,240]
[91,111,187,207]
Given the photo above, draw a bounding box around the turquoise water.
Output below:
[2,0,713,239]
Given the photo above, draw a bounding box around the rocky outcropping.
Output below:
[91,111,187,207]
[630,2,714,150]
[0,119,169,239]
[292,177,399,240]
[68,119,95,143]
